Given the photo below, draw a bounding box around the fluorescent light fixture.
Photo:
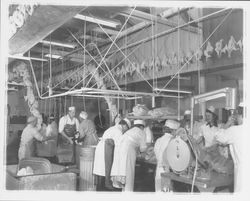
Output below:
[74,14,121,28]
[41,40,76,49]
[125,96,142,100]
[44,54,62,59]
[8,54,48,61]
[154,88,192,94]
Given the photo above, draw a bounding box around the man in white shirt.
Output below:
[57,106,79,163]
[58,106,79,144]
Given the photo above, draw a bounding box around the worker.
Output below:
[154,119,180,192]
[18,116,54,161]
[196,106,219,148]
[78,111,99,146]
[214,102,244,192]
[111,119,147,191]
[93,118,131,190]
[180,110,191,134]
[36,114,58,162]
[57,106,79,163]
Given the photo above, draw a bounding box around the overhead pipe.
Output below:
[104,8,232,58]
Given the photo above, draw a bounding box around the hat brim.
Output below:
[134,124,145,127]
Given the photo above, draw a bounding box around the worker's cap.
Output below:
[164,119,180,130]
[184,110,191,115]
[206,106,216,114]
[27,116,37,123]
[79,111,88,119]
[123,118,131,128]
[49,115,55,119]
[239,102,244,107]
[134,119,146,126]
[68,106,75,111]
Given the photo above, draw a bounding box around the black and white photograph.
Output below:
[0,0,249,200]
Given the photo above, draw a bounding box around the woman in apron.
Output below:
[93,118,131,190]
[111,119,147,191]
[57,106,79,164]
[154,120,180,192]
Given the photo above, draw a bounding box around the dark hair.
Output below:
[119,119,129,128]
[206,110,218,127]
[133,124,145,129]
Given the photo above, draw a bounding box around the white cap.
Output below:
[79,111,88,119]
[123,118,131,128]
[239,102,244,107]
[134,119,146,126]
[27,116,37,123]
[207,106,215,114]
[184,110,191,115]
[165,120,180,130]
[68,106,75,111]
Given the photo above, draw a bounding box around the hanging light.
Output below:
[41,40,76,49]
[44,54,62,59]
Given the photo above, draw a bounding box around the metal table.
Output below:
[161,171,233,192]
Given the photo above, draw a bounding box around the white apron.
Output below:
[93,140,106,176]
[154,133,172,192]
[111,136,138,191]
[93,125,123,176]
[111,127,146,191]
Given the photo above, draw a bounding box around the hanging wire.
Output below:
[41,43,45,114]
[125,22,127,90]
[177,8,180,120]
[71,95,73,107]
[150,8,155,92]
[82,20,86,111]
[45,98,47,117]
[49,34,52,92]
[97,97,103,127]
[198,8,202,95]
[64,96,67,115]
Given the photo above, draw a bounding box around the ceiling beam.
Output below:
[119,8,198,34]
[92,27,119,35]
[79,34,108,43]
[9,5,86,55]
[110,21,152,41]
[30,46,90,62]
[74,13,121,28]
[158,7,190,19]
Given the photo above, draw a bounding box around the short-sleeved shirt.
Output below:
[20,124,44,145]
[199,124,219,147]
[58,115,79,133]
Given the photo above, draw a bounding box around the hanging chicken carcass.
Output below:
[12,62,43,130]
[215,39,223,58]
[204,41,214,60]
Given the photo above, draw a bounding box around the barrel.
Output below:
[79,146,96,191]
